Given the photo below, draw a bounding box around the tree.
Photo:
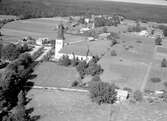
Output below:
[91,75,101,82]
[76,60,88,79]
[86,63,103,76]
[163,28,167,37]
[18,53,33,68]
[155,36,162,45]
[133,90,143,102]
[89,82,117,105]
[1,43,20,61]
[58,55,71,66]
[161,58,167,67]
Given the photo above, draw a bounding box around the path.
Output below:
[140,62,152,91]
[25,85,89,93]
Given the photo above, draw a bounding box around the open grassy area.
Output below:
[27,89,110,121]
[112,102,167,121]
[31,62,79,88]
[145,59,167,91]
[99,56,148,90]
[27,89,167,121]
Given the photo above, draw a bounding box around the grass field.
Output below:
[31,62,79,88]
[27,89,167,121]
[27,89,110,121]
[1,18,88,42]
[99,55,148,90]
[145,59,167,91]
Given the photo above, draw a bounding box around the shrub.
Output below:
[91,75,101,82]
[133,90,143,102]
[155,36,162,45]
[110,50,117,56]
[71,80,79,87]
[86,63,103,76]
[1,43,21,61]
[76,60,88,79]
[150,77,161,83]
[163,28,167,37]
[58,55,71,66]
[161,58,167,67]
[89,82,117,104]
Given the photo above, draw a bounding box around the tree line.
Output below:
[1,0,167,23]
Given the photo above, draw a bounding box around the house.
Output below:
[115,89,129,103]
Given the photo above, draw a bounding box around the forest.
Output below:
[0,0,167,22]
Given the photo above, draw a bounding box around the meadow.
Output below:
[27,89,167,121]
[31,62,79,88]
[27,89,110,121]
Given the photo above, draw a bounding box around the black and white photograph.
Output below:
[0,0,167,121]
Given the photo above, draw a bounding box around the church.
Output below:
[55,24,92,62]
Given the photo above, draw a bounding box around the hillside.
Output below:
[0,0,167,22]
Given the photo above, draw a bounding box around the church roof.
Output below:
[59,40,110,57]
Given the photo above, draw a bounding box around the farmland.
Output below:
[27,89,110,121]
[31,62,79,88]
[27,89,167,121]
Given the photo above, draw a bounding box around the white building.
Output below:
[55,24,92,62]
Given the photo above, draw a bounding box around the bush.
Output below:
[86,63,103,76]
[76,60,88,79]
[1,43,21,61]
[133,90,143,102]
[91,75,101,82]
[110,50,117,56]
[89,82,117,104]
[58,55,71,66]
[155,36,162,45]
[71,80,79,87]
[163,28,167,37]
[150,77,161,83]
[161,58,167,67]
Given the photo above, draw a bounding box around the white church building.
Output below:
[55,24,92,62]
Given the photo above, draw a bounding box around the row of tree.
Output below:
[0,43,30,61]
[0,53,38,121]
[58,55,103,79]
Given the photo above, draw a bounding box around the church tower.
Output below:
[55,24,65,60]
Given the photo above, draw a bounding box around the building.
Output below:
[55,24,92,62]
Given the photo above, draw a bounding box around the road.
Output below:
[140,62,152,92]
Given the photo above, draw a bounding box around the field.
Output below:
[145,59,167,91]
[1,18,88,43]
[31,62,79,88]
[27,89,110,121]
[27,89,167,121]
[98,33,156,90]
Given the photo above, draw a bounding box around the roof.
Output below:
[59,40,110,56]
